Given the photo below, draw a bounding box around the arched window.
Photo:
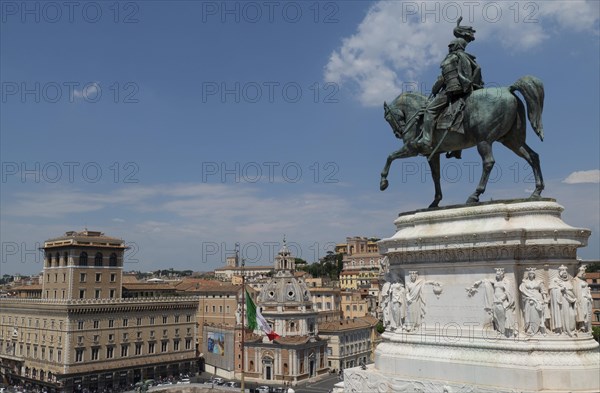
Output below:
[109,253,118,266]
[95,252,103,266]
[79,252,88,266]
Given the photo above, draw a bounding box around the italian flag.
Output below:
[246,290,280,341]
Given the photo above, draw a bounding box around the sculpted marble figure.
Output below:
[573,266,593,333]
[380,277,392,330]
[467,268,516,337]
[548,265,577,336]
[518,268,548,335]
[404,271,442,332]
[390,281,407,331]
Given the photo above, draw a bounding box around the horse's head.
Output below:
[383,92,427,143]
[383,101,406,140]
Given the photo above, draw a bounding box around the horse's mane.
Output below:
[390,92,427,114]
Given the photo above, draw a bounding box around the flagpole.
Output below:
[239,243,245,393]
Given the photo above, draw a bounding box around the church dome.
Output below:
[259,270,311,305]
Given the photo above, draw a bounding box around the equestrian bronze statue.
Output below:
[379,19,544,208]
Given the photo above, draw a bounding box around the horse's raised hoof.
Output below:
[466,195,479,204]
[380,179,389,191]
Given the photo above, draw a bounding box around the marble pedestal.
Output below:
[344,199,599,393]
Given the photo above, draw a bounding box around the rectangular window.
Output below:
[135,343,142,355]
[123,333,129,341]
[109,289,115,298]
[108,334,114,342]
[57,349,61,362]
[110,274,116,282]
[162,316,168,324]
[93,320,99,329]
[185,338,191,350]
[161,341,168,352]
[75,349,84,362]
[150,317,155,325]
[106,347,114,359]
[174,315,180,323]
[91,348,99,361]
[123,319,128,327]
[121,345,129,357]
[136,317,142,326]
[79,289,85,299]
[95,289,101,298]
[148,343,155,354]
[174,340,180,351]
[80,273,86,282]
[108,319,114,328]
[77,321,84,330]
[95,273,101,282]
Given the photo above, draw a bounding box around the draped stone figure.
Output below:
[573,266,593,333]
[548,265,577,336]
[519,268,548,335]
[467,268,516,337]
[380,279,392,330]
[404,271,441,332]
[390,282,407,331]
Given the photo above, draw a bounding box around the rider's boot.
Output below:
[416,113,434,154]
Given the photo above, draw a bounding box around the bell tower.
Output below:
[41,230,128,300]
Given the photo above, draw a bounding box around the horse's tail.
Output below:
[510,75,544,141]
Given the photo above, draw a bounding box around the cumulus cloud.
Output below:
[563,169,600,184]
[325,0,599,106]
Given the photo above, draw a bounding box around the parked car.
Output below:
[178,378,191,384]
[211,377,225,385]
[224,381,239,388]
[257,386,270,393]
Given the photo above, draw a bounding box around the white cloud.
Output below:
[72,82,100,100]
[563,169,600,184]
[325,1,599,106]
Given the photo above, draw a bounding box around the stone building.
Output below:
[309,287,342,323]
[319,316,379,372]
[243,242,329,386]
[0,230,198,392]
[335,237,382,271]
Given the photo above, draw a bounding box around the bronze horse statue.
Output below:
[380,75,545,208]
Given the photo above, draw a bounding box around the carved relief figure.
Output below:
[573,266,593,333]
[548,265,577,336]
[380,276,392,330]
[518,268,548,335]
[390,281,407,331]
[467,268,516,337]
[404,271,441,332]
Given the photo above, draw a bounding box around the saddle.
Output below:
[436,97,466,134]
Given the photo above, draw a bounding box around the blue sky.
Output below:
[1,1,599,275]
